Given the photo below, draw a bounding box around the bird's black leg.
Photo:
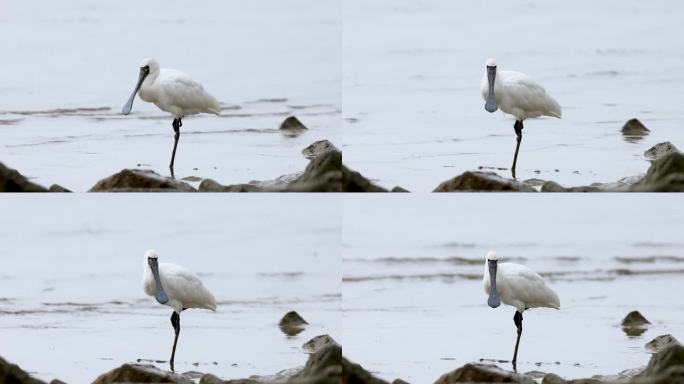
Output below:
[511,120,524,178]
[169,311,181,372]
[512,310,523,372]
[169,118,181,179]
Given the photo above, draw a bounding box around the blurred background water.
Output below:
[0,195,341,383]
[343,0,684,191]
[0,0,340,191]
[342,195,684,383]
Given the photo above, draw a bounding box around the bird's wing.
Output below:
[500,263,560,309]
[158,69,220,115]
[500,71,561,118]
[160,263,217,311]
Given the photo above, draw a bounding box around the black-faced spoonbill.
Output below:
[481,58,562,178]
[483,251,560,371]
[122,58,220,178]
[142,250,217,371]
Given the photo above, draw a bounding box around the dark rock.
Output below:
[434,363,536,384]
[0,356,46,384]
[0,162,48,192]
[279,116,307,131]
[341,351,388,384]
[289,149,386,192]
[303,334,339,354]
[48,184,71,192]
[541,181,602,193]
[645,142,680,160]
[302,140,339,160]
[434,171,536,192]
[279,310,308,336]
[621,118,650,142]
[199,179,264,192]
[646,334,682,354]
[199,374,259,384]
[622,311,651,327]
[392,380,410,384]
[636,344,684,379]
[91,363,194,384]
[89,169,196,192]
[390,186,410,192]
[631,152,684,191]
[541,373,602,384]
[49,380,67,384]
[289,344,344,384]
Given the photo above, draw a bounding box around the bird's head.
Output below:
[486,250,498,262]
[145,249,159,267]
[486,57,497,69]
[139,58,159,76]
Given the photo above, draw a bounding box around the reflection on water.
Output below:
[342,195,684,383]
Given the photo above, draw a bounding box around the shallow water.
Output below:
[0,0,340,191]
[0,195,341,383]
[342,0,684,191]
[342,195,684,383]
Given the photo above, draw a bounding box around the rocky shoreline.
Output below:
[1,118,682,193]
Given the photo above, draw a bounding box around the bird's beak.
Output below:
[122,67,149,115]
[148,257,169,305]
[487,259,501,308]
[485,65,498,113]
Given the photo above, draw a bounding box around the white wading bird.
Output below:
[481,58,562,178]
[122,58,220,178]
[142,250,217,371]
[482,251,560,371]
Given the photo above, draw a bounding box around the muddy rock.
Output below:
[280,116,308,136]
[302,140,339,160]
[434,363,536,384]
[0,162,48,192]
[92,363,194,384]
[0,356,46,384]
[541,373,602,384]
[288,149,387,192]
[646,334,682,354]
[631,152,684,192]
[303,334,339,354]
[392,379,410,384]
[89,169,196,192]
[621,118,650,142]
[644,142,680,160]
[541,181,602,192]
[199,374,259,384]
[635,344,684,381]
[289,343,344,384]
[434,171,536,192]
[49,380,67,384]
[622,311,651,327]
[391,186,410,192]
[341,351,388,384]
[199,179,265,192]
[48,184,71,192]
[279,310,308,336]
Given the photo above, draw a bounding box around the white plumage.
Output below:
[142,256,217,314]
[480,59,561,121]
[482,257,560,313]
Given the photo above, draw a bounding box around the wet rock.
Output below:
[391,186,410,192]
[0,162,48,192]
[199,179,264,192]
[91,363,194,384]
[280,116,308,136]
[541,373,602,384]
[434,363,536,384]
[635,344,684,379]
[434,171,536,192]
[644,142,680,160]
[0,356,47,384]
[341,351,388,384]
[48,184,71,192]
[49,380,67,384]
[289,149,387,192]
[199,374,259,384]
[621,118,650,142]
[622,311,651,327]
[279,310,308,336]
[541,181,602,192]
[392,380,410,384]
[631,152,684,192]
[646,334,682,354]
[302,140,339,160]
[290,344,344,384]
[303,334,339,354]
[89,169,196,192]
